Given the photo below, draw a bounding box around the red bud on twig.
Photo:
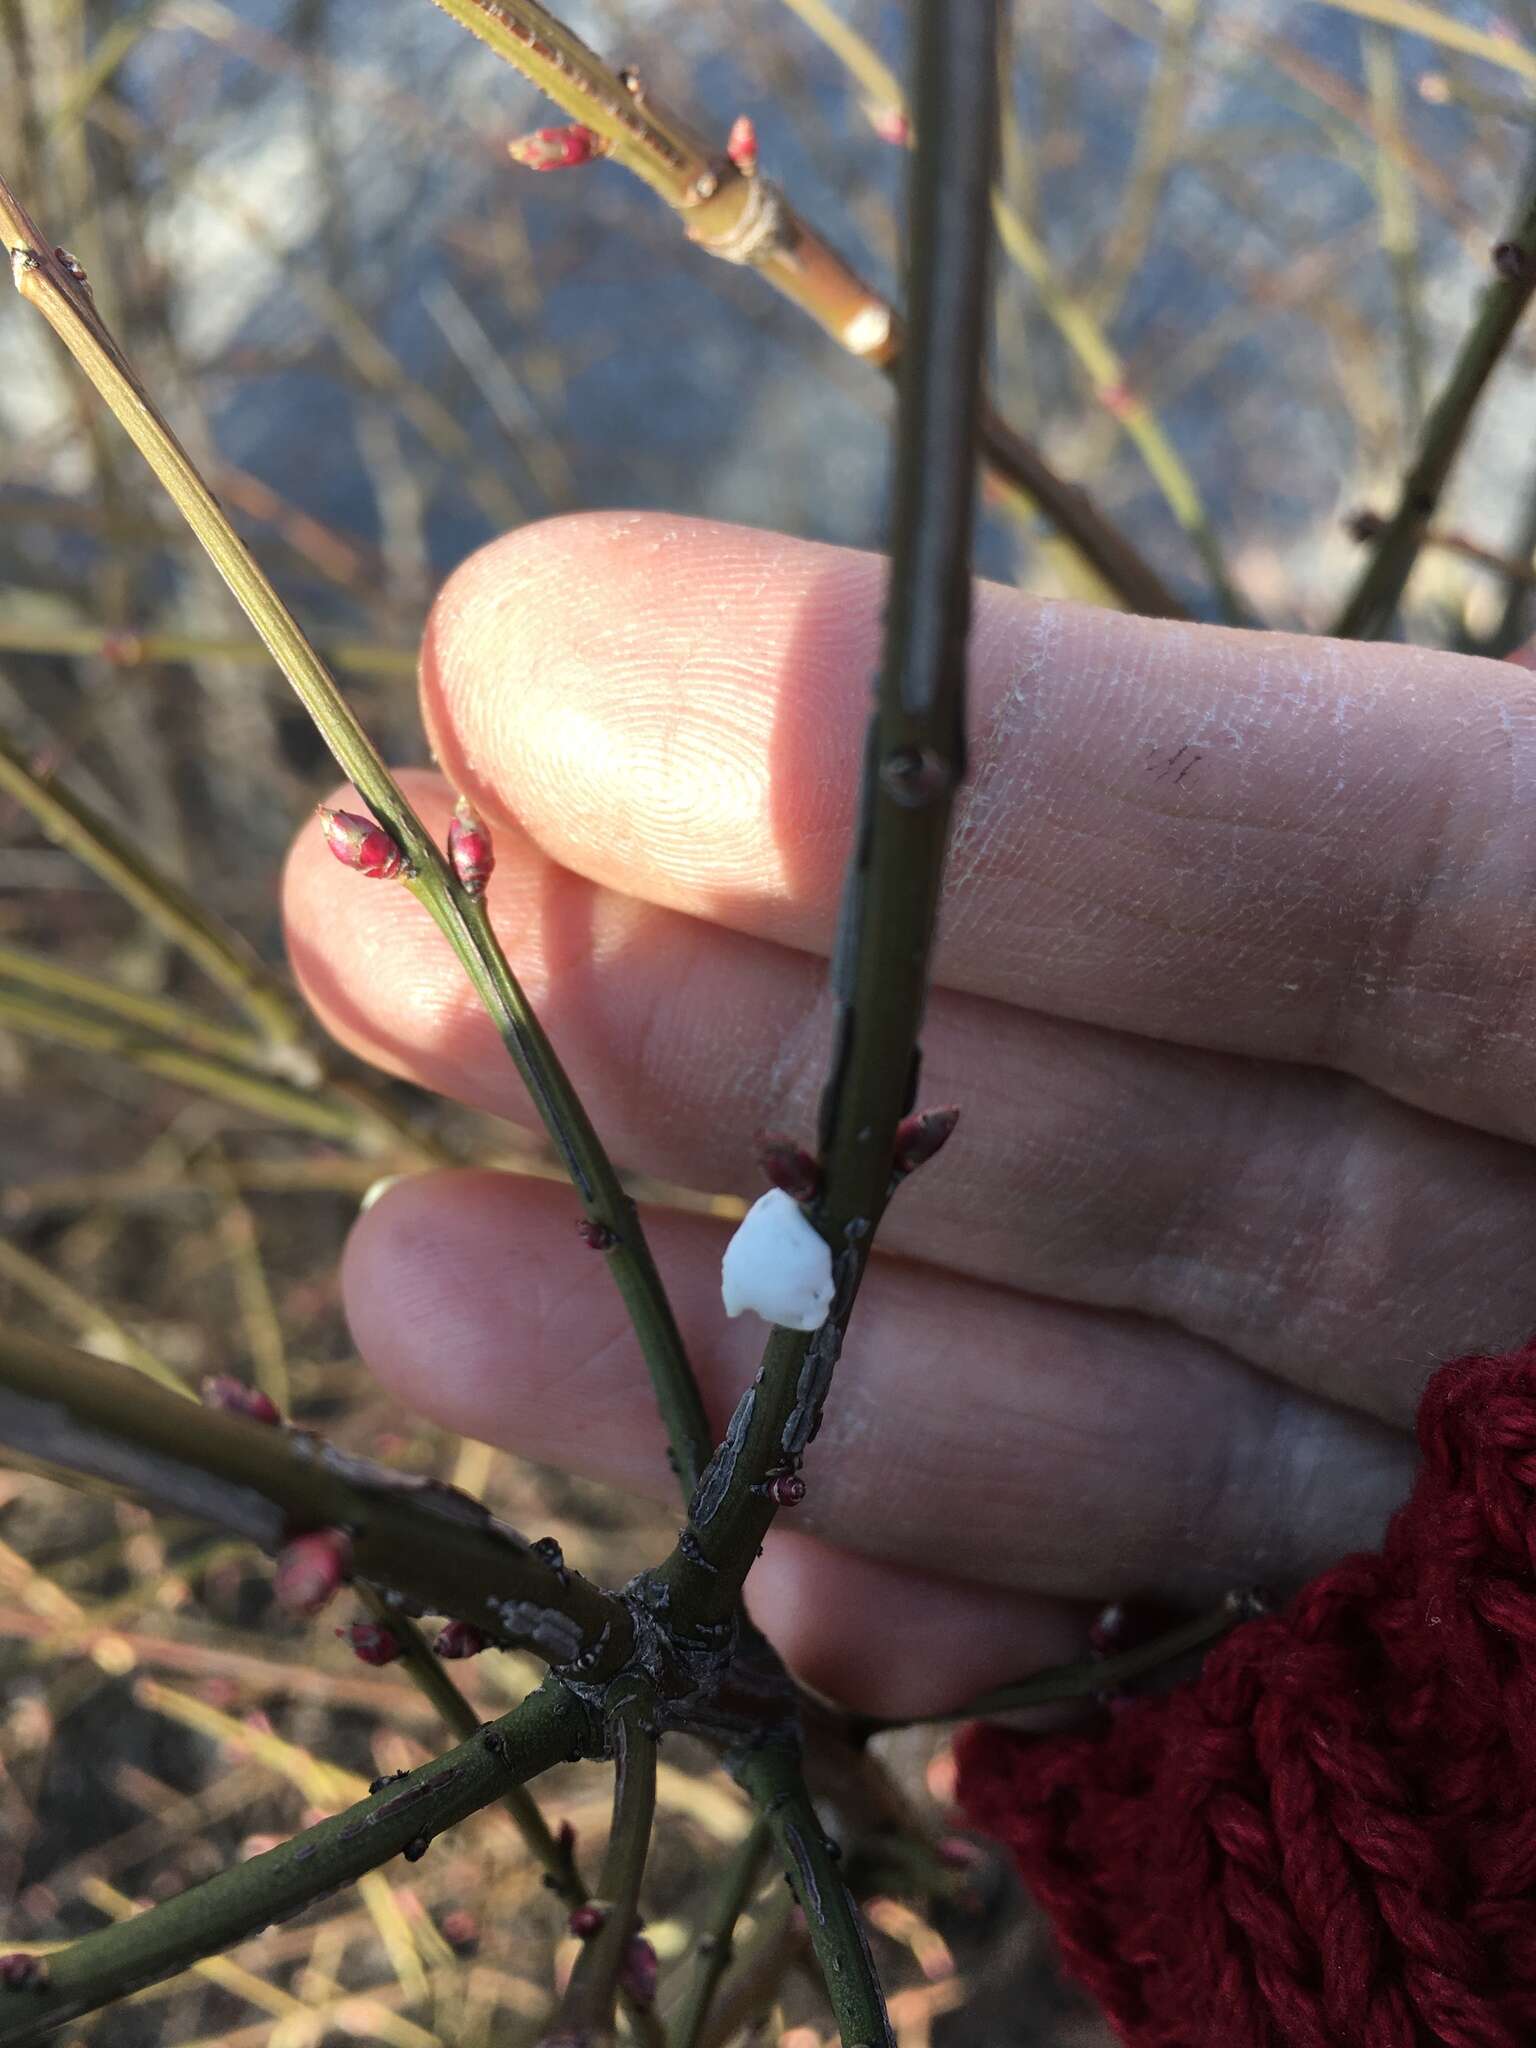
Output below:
[568,1903,607,1938]
[620,1934,659,2005]
[0,1956,47,1992]
[448,798,495,895]
[273,1528,352,1615]
[201,1376,281,1425]
[318,806,406,880]
[767,1471,805,1507]
[508,125,608,171]
[576,1217,617,1251]
[440,1908,480,1951]
[434,1619,489,1660]
[727,115,759,175]
[337,1619,403,1666]
[867,105,912,146]
[892,1105,959,1178]
[755,1132,821,1203]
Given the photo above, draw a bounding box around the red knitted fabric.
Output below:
[954,1342,1536,2048]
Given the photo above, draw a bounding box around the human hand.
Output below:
[283,512,1536,1718]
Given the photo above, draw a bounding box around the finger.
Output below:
[744,1529,1088,1719]
[342,1170,1414,1605]
[419,512,1536,1146]
[287,776,1536,1427]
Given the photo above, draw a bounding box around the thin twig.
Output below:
[0,618,416,676]
[357,1591,585,1898]
[781,0,1243,622]
[0,169,711,1499]
[0,1329,628,1665]
[670,1816,772,2048]
[734,1742,891,2048]
[882,1596,1253,1729]
[0,723,305,1057]
[541,1684,658,2044]
[0,1678,585,2046]
[1332,141,1536,638]
[0,982,429,1150]
[420,0,1185,618]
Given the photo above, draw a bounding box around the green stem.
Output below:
[545,1685,658,2042]
[0,171,709,1502]
[358,1589,586,1902]
[670,1816,772,2048]
[658,0,996,1636]
[0,1678,586,2046]
[1332,141,1536,639]
[734,1743,891,2048]
[0,1329,628,1665]
[887,1596,1251,1728]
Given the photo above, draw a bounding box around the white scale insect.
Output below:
[720,1189,835,1333]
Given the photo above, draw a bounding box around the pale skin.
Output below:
[282,511,1536,1719]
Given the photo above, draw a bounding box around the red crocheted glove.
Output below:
[955,1341,1536,2048]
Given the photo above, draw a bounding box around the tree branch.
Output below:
[734,1741,892,2048]
[422,0,1186,619]
[670,1815,772,2048]
[0,171,711,1500]
[657,0,997,1637]
[0,1329,628,1667]
[1331,141,1536,639]
[0,1678,585,2046]
[541,1684,658,2044]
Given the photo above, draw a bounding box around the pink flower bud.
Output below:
[337,1619,403,1666]
[568,1903,606,1938]
[755,1132,821,1203]
[318,806,406,881]
[508,124,606,171]
[201,1376,282,1425]
[892,1105,959,1178]
[620,1934,658,2005]
[576,1217,616,1251]
[273,1528,352,1615]
[448,799,495,895]
[727,115,759,174]
[434,1619,489,1660]
[0,1955,46,1992]
[768,1471,806,1507]
[868,105,912,146]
